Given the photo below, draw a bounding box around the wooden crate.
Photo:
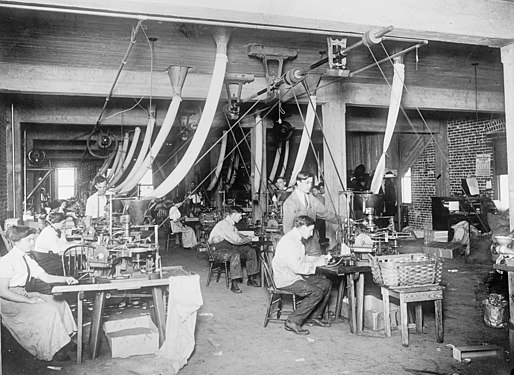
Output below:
[422,241,462,259]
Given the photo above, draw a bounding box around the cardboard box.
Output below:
[103,315,159,358]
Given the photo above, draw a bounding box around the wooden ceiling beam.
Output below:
[2,0,513,47]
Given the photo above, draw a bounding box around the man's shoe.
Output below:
[230,283,242,294]
[284,320,309,335]
[306,318,331,327]
[247,277,260,287]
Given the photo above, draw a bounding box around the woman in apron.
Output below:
[0,225,78,362]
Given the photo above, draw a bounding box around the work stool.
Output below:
[381,284,445,347]
[165,231,182,251]
[204,242,231,288]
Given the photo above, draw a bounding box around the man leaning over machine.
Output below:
[282,170,340,256]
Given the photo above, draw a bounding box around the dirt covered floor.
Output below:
[2,238,513,375]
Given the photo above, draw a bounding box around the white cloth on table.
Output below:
[156,274,203,374]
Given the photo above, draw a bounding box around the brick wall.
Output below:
[408,118,496,230]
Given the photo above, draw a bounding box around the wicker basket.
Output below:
[368,253,443,287]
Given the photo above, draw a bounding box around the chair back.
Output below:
[261,251,279,291]
[62,244,95,280]
[203,241,216,261]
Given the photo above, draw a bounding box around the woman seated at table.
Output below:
[169,198,198,249]
[0,225,78,362]
[32,212,71,276]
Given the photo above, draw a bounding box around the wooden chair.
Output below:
[262,251,301,327]
[62,244,96,282]
[204,241,231,288]
[164,220,182,251]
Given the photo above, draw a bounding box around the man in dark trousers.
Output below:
[272,215,331,335]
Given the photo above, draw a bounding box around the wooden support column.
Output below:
[501,44,514,231]
[501,43,514,355]
[319,81,347,246]
[13,106,23,222]
[434,120,450,197]
[6,104,14,218]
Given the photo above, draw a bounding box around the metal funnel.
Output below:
[166,66,190,97]
[121,199,152,225]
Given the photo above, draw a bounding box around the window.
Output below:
[401,168,412,204]
[56,168,76,199]
[138,169,154,196]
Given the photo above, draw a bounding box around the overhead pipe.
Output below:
[107,132,130,185]
[268,143,282,183]
[113,116,155,192]
[288,95,317,187]
[228,153,240,188]
[108,127,141,188]
[96,148,116,179]
[105,141,123,182]
[225,154,235,186]
[281,139,290,178]
[118,65,190,194]
[207,131,228,191]
[253,114,263,193]
[146,27,232,199]
[370,60,405,193]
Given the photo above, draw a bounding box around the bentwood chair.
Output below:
[204,241,231,288]
[62,244,96,282]
[262,251,301,327]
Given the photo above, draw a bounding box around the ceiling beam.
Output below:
[318,81,505,113]
[2,0,514,47]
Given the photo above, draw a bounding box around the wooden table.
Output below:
[316,263,371,334]
[381,284,444,347]
[52,276,169,364]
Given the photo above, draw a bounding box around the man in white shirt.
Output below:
[84,176,108,229]
[208,206,259,293]
[272,215,332,335]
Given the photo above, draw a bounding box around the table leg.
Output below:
[508,272,514,355]
[348,274,356,334]
[415,303,423,334]
[356,272,364,334]
[399,293,409,347]
[152,286,167,346]
[77,291,84,365]
[260,250,265,288]
[434,299,444,343]
[335,276,345,320]
[381,287,391,337]
[89,291,106,360]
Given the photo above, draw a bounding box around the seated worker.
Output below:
[0,226,78,362]
[84,175,108,229]
[282,170,341,256]
[272,215,332,335]
[32,212,71,283]
[208,206,260,293]
[272,176,292,207]
[168,199,199,249]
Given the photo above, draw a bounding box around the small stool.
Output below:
[165,231,182,251]
[381,284,444,347]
